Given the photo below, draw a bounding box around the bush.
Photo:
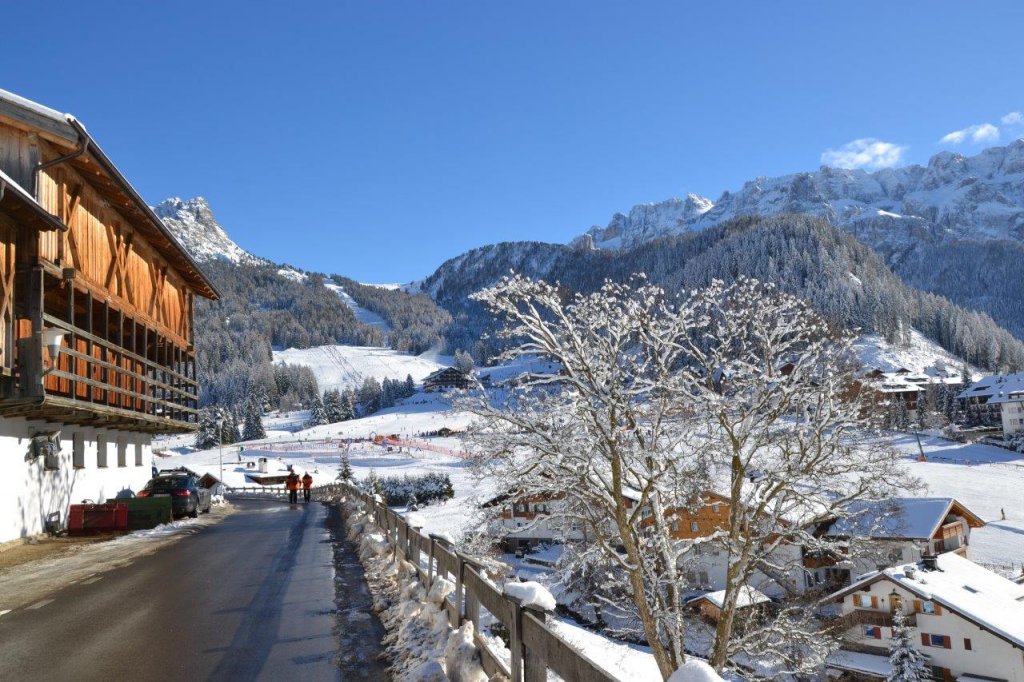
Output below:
[361,472,455,506]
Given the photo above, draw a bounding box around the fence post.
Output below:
[407,520,423,571]
[522,605,549,682]
[454,553,467,629]
[508,595,524,682]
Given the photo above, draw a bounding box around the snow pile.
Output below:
[503,580,556,611]
[668,659,726,682]
[404,512,427,529]
[341,497,487,681]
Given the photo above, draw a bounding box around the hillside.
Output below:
[573,141,1024,337]
[424,215,1024,371]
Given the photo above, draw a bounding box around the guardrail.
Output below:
[335,482,619,682]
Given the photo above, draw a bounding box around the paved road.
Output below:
[0,500,388,681]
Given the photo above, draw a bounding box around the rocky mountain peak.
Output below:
[154,196,260,264]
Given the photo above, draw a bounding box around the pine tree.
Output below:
[338,452,353,481]
[220,408,240,445]
[339,391,355,421]
[887,606,930,681]
[324,389,344,423]
[454,349,474,374]
[895,395,910,431]
[306,394,329,427]
[405,374,416,397]
[195,409,221,449]
[243,398,267,441]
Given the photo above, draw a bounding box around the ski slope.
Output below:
[273,344,451,393]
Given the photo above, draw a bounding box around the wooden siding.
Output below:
[33,149,192,346]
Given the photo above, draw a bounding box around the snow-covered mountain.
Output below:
[576,140,1024,253]
[153,197,262,264]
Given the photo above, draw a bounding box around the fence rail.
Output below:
[335,482,619,682]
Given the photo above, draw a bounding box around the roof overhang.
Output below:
[0,169,65,232]
[0,89,219,300]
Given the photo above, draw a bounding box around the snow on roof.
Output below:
[690,586,769,609]
[0,168,65,231]
[826,650,891,677]
[958,372,1024,402]
[835,553,1024,649]
[826,497,981,540]
[0,87,71,127]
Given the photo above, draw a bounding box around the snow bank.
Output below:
[340,496,488,681]
[504,580,556,611]
[668,659,726,682]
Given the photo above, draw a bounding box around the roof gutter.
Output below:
[33,126,88,216]
[62,117,220,299]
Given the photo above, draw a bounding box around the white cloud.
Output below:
[940,122,999,145]
[820,138,907,170]
[1001,111,1023,126]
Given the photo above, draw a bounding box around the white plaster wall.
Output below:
[841,580,1024,682]
[1002,401,1024,436]
[0,417,153,543]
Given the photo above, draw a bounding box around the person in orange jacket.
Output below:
[302,472,313,502]
[286,471,300,504]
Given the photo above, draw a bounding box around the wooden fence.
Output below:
[321,482,620,682]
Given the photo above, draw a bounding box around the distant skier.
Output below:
[302,472,313,502]
[286,471,300,504]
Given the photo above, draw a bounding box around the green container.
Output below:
[122,497,174,531]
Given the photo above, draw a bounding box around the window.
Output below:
[698,571,709,585]
[685,571,697,585]
[963,638,972,651]
[922,633,951,649]
[117,440,127,468]
[134,443,143,467]
[690,521,699,532]
[671,521,680,532]
[97,436,107,468]
[711,504,721,514]
[863,625,882,639]
[72,433,85,469]
[854,594,878,609]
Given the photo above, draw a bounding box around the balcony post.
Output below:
[23,265,45,399]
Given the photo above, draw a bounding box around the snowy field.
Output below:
[892,434,1024,574]
[273,345,452,394]
[852,328,976,376]
[324,282,391,333]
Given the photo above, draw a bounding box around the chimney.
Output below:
[904,565,916,580]
[922,554,939,571]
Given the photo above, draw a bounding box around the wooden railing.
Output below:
[331,482,621,682]
[41,312,198,421]
[837,609,917,629]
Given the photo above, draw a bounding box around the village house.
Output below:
[827,552,1024,682]
[958,372,1024,429]
[807,498,986,591]
[422,366,474,392]
[0,89,218,542]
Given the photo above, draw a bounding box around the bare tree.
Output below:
[667,278,918,673]
[464,275,916,679]
[464,275,708,678]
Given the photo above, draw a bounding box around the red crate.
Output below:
[67,503,129,535]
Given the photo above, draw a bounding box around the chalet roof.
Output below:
[957,372,1024,403]
[828,553,1024,650]
[0,88,219,300]
[823,497,984,541]
[423,367,472,382]
[0,168,65,232]
[688,586,769,609]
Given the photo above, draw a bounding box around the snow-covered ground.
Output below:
[892,434,1024,574]
[853,328,975,377]
[324,282,391,333]
[272,345,452,394]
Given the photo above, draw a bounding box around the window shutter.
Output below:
[921,633,930,647]
[964,638,972,651]
[933,603,943,615]
[942,635,951,649]
[870,596,879,609]
[873,627,882,639]
[913,599,922,613]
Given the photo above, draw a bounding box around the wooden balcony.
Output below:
[837,609,917,629]
[0,265,198,433]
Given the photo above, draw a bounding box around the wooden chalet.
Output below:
[423,367,474,392]
[0,89,218,434]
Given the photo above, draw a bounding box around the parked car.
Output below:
[137,473,212,518]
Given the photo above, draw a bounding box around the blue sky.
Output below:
[4,1,1023,282]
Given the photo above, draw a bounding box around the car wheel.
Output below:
[189,502,199,519]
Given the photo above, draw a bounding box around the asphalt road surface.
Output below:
[0,500,388,681]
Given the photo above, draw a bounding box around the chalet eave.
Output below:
[0,92,219,300]
[0,395,197,434]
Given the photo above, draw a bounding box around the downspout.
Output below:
[33,124,89,203]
